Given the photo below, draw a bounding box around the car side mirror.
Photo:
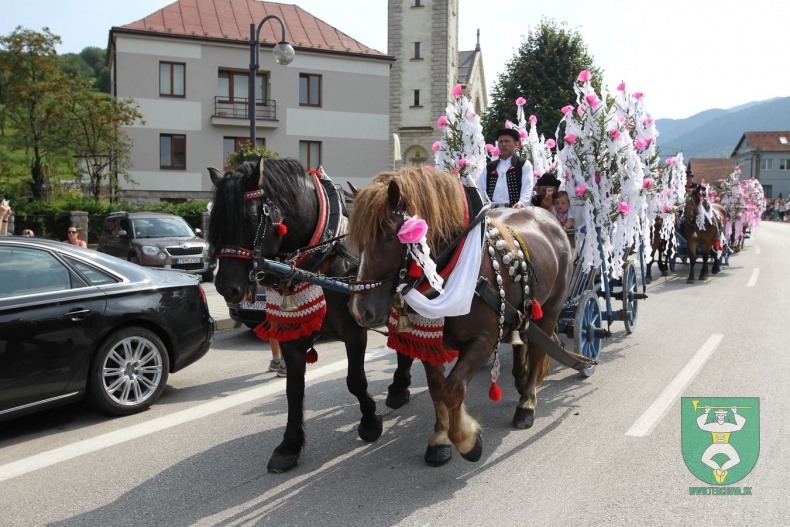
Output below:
[194,228,203,238]
[118,229,128,237]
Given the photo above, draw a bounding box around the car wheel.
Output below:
[202,270,214,283]
[86,327,170,415]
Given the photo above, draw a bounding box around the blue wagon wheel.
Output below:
[575,290,602,377]
[622,261,638,334]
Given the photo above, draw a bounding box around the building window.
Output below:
[413,90,421,107]
[762,185,772,199]
[299,74,321,106]
[160,62,185,97]
[779,158,790,170]
[760,158,773,171]
[413,42,421,59]
[223,137,265,165]
[414,0,422,6]
[299,141,321,169]
[218,70,267,104]
[160,134,186,169]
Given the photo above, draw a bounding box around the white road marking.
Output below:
[625,333,724,438]
[0,345,393,483]
[755,246,761,255]
[746,268,760,287]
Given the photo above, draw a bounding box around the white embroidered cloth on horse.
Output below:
[402,222,484,319]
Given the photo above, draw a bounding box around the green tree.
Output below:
[62,82,143,201]
[482,18,602,143]
[58,52,94,82]
[0,27,71,199]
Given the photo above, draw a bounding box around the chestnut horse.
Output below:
[207,158,405,473]
[348,167,572,466]
[682,184,727,284]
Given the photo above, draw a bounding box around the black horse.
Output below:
[206,157,411,473]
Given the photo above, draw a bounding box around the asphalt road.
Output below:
[1,222,787,526]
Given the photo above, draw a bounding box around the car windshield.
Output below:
[132,217,195,238]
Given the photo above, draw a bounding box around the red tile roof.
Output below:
[742,131,790,152]
[117,0,386,57]
[687,158,736,184]
[732,131,790,156]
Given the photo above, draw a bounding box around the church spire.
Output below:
[475,29,480,51]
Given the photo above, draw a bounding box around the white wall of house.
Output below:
[111,33,392,202]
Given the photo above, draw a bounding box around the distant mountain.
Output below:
[655,97,790,158]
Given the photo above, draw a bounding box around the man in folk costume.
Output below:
[479,128,534,208]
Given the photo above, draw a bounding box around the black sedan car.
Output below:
[0,236,214,421]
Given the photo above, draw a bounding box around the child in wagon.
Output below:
[551,190,575,231]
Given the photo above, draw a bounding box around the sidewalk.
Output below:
[202,282,241,332]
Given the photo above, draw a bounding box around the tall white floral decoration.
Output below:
[434,84,486,190]
[556,70,646,278]
[498,97,558,182]
[655,154,687,246]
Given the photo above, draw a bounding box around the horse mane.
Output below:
[207,158,308,261]
[348,167,466,253]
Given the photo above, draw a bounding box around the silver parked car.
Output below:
[97,211,215,282]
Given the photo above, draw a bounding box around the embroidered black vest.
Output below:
[485,157,525,206]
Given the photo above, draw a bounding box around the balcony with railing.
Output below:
[211,97,278,128]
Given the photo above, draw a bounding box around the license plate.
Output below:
[241,301,266,310]
[176,257,201,264]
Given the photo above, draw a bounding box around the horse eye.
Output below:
[384,233,397,242]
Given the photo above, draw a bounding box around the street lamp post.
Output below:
[249,15,295,146]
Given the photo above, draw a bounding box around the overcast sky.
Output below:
[2,0,786,120]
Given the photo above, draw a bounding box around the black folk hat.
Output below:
[495,128,520,142]
[535,172,561,188]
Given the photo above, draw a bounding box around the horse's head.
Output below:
[348,167,465,327]
[683,184,703,225]
[206,157,306,304]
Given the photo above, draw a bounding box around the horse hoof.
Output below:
[512,407,535,429]
[459,433,483,462]
[646,276,652,284]
[385,388,410,409]
[358,414,383,442]
[267,453,299,473]
[424,444,453,467]
[686,278,695,284]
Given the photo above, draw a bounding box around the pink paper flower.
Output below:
[519,129,527,139]
[484,143,495,153]
[575,184,587,197]
[561,105,574,115]
[457,158,469,168]
[585,94,600,109]
[528,114,537,125]
[534,171,542,177]
[492,147,500,157]
[618,115,626,122]
[618,202,631,214]
[452,84,463,98]
[577,70,592,82]
[515,96,527,106]
[610,129,621,140]
[666,157,676,165]
[577,106,584,116]
[432,141,441,152]
[617,81,626,91]
[564,134,577,144]
[635,138,647,149]
[643,178,654,189]
[644,117,653,125]
[595,173,601,184]
[633,92,644,99]
[437,116,448,128]
[662,204,672,213]
[398,217,428,245]
[545,138,556,149]
[504,122,512,129]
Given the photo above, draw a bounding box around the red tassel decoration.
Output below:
[531,300,543,320]
[276,223,288,236]
[406,260,422,277]
[488,383,502,402]
[306,347,318,364]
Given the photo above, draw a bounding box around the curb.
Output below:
[214,317,242,332]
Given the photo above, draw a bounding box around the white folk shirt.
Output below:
[486,157,534,207]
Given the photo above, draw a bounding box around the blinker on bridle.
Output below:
[216,187,286,268]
